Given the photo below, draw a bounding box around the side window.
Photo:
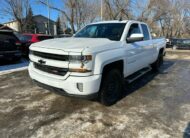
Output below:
[127,23,141,38]
[141,24,150,40]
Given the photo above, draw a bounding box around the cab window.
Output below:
[141,24,150,40]
[127,23,141,38]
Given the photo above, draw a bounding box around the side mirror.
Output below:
[126,34,144,43]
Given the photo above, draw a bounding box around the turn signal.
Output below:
[69,68,91,73]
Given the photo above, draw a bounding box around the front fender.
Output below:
[93,49,125,75]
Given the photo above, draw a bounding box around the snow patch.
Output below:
[0,58,29,75]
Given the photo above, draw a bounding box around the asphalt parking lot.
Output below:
[0,50,190,138]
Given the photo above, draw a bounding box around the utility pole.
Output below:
[47,0,51,35]
[101,0,103,21]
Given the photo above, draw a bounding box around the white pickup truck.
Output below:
[29,20,166,105]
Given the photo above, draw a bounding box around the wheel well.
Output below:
[102,60,124,77]
[159,48,164,54]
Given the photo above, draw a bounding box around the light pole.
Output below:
[47,0,51,35]
[101,0,103,21]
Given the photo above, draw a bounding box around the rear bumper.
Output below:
[0,51,21,59]
[28,63,102,98]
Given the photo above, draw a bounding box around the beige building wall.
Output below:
[4,21,20,32]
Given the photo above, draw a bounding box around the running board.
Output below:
[125,66,152,83]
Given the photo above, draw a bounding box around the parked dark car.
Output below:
[171,38,190,50]
[17,34,53,56]
[0,30,22,61]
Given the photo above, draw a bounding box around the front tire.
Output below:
[99,69,123,106]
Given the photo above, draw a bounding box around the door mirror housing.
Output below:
[126,34,144,43]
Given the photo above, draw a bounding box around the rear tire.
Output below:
[99,69,123,106]
[151,51,164,72]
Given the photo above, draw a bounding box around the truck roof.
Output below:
[92,20,128,24]
[92,20,148,24]
[90,20,146,25]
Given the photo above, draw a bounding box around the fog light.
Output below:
[77,83,83,92]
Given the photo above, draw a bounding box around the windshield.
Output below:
[20,35,32,42]
[75,23,126,41]
[14,32,32,42]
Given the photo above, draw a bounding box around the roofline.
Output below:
[91,20,128,24]
[3,20,16,24]
[3,14,55,24]
[88,20,147,25]
[0,30,14,32]
[33,14,55,23]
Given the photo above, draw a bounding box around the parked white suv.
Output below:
[29,20,166,105]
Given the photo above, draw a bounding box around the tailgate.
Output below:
[0,40,17,52]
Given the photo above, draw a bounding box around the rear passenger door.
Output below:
[140,24,155,64]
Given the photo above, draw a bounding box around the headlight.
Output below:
[69,55,92,73]
[69,55,92,63]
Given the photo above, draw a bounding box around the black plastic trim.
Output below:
[33,80,98,100]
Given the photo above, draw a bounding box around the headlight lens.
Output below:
[69,55,92,73]
[69,55,92,63]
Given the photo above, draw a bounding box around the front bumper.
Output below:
[28,63,102,98]
[33,80,98,99]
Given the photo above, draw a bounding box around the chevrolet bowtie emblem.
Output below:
[38,59,46,65]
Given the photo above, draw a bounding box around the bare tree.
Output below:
[1,0,30,32]
[131,0,190,38]
[74,0,99,29]
[38,0,99,33]
[103,0,132,20]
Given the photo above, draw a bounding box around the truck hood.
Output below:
[30,37,122,53]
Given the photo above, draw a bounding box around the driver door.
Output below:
[124,23,145,76]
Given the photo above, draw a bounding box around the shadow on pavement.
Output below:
[0,58,29,72]
[119,60,175,102]
[184,122,190,138]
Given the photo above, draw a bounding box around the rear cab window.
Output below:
[141,24,150,41]
[127,23,141,38]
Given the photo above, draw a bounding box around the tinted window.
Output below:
[0,32,18,51]
[75,23,126,41]
[127,23,141,37]
[183,40,190,44]
[37,36,53,41]
[0,32,17,42]
[19,35,32,42]
[141,24,150,40]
